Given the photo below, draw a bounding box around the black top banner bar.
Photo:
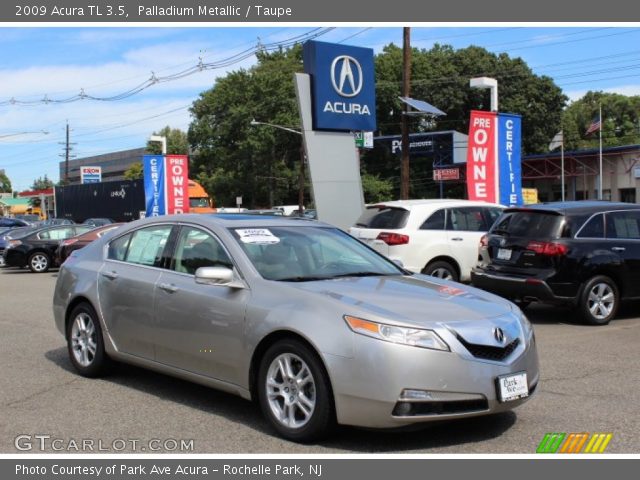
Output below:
[3,0,640,22]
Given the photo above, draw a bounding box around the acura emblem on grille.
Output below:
[493,327,505,343]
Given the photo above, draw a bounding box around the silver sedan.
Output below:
[53,214,539,442]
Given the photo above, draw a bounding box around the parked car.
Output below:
[243,209,285,216]
[83,218,114,227]
[0,226,39,267]
[54,214,538,442]
[471,201,640,325]
[55,223,124,264]
[273,205,302,216]
[2,225,94,272]
[15,214,41,224]
[0,218,30,228]
[350,200,504,282]
[38,218,75,226]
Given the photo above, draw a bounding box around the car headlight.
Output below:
[344,315,450,351]
[7,240,22,248]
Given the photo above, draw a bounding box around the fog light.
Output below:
[393,402,413,416]
[400,389,433,400]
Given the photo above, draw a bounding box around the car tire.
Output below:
[66,303,111,377]
[579,275,619,325]
[28,252,50,273]
[257,338,335,443]
[422,260,459,282]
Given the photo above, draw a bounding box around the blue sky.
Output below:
[1,26,640,191]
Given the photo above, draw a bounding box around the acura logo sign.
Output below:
[493,327,505,344]
[330,55,363,97]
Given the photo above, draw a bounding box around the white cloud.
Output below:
[565,84,640,102]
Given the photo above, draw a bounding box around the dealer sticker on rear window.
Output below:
[236,229,281,245]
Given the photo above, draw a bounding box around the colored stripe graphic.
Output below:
[538,433,613,453]
[537,433,565,453]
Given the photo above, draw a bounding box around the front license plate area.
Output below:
[497,248,512,260]
[496,372,529,402]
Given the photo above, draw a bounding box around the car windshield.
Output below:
[189,198,210,208]
[230,226,406,281]
[492,211,565,238]
[354,206,409,229]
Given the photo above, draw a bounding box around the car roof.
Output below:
[367,199,503,210]
[505,201,639,216]
[126,213,327,229]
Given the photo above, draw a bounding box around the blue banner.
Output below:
[303,40,377,132]
[143,155,166,217]
[497,113,523,206]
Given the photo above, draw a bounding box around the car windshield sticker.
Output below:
[236,228,281,245]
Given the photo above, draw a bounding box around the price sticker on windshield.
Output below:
[236,229,281,245]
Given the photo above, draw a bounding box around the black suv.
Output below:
[471,201,640,325]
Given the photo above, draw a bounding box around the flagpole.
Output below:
[561,132,565,201]
[598,103,603,200]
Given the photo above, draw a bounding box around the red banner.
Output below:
[466,110,497,202]
[165,155,189,214]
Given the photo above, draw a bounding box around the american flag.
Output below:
[585,115,601,136]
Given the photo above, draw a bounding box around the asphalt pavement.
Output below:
[1,269,638,453]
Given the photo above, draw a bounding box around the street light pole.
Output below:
[250,120,305,216]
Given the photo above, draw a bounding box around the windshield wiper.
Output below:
[278,276,332,282]
[329,271,394,278]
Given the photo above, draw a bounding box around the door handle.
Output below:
[158,283,178,293]
[611,247,626,252]
[451,237,464,241]
[101,271,118,280]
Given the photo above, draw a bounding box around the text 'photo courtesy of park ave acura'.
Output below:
[1,25,640,453]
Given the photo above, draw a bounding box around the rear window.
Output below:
[491,211,565,238]
[354,207,409,229]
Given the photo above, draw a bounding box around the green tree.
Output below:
[30,175,54,190]
[189,46,304,208]
[361,173,394,203]
[145,126,190,155]
[124,162,144,180]
[561,91,640,150]
[0,171,11,193]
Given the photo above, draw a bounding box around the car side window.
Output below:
[484,208,502,230]
[420,209,445,230]
[108,234,131,261]
[38,227,73,240]
[171,226,233,275]
[119,225,173,267]
[577,214,604,238]
[446,207,486,232]
[607,211,640,240]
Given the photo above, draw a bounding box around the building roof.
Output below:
[0,197,30,206]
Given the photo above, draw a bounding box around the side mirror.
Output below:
[194,266,244,288]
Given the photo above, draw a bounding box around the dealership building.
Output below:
[58,148,145,185]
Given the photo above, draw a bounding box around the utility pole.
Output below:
[59,121,76,184]
[400,27,411,200]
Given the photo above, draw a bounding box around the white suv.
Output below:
[349,199,503,282]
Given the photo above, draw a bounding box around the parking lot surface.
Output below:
[1,269,639,453]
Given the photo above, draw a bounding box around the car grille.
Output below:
[456,335,520,361]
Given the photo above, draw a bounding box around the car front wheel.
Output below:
[66,303,111,377]
[579,275,619,325]
[257,339,335,442]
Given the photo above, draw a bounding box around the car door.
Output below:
[605,210,640,297]
[445,207,499,281]
[97,224,174,360]
[153,225,250,383]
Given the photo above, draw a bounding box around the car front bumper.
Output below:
[324,331,539,429]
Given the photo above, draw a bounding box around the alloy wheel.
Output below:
[70,313,97,367]
[265,353,316,429]
[587,282,615,321]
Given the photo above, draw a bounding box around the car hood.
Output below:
[289,274,512,325]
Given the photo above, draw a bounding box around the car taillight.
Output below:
[61,238,79,246]
[376,232,410,246]
[479,234,488,248]
[526,241,568,256]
